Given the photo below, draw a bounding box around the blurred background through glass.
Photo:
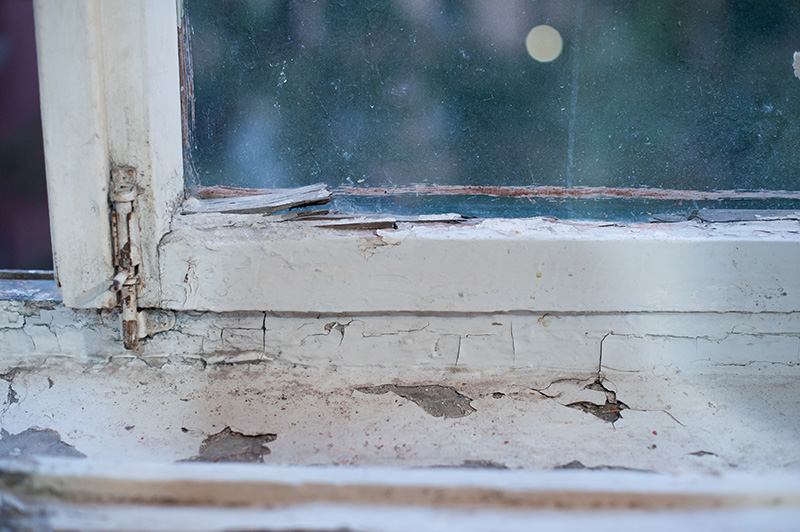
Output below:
[186,0,800,219]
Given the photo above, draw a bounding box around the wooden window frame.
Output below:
[34,1,800,318]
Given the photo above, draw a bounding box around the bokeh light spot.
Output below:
[525,25,563,63]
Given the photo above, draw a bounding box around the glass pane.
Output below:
[185,0,800,219]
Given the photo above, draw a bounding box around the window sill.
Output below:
[157,214,800,314]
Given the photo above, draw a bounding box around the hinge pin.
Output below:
[110,166,141,350]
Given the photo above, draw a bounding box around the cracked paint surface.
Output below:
[1,300,799,374]
[0,357,798,473]
[0,299,799,473]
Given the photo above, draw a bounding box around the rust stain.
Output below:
[195,184,800,201]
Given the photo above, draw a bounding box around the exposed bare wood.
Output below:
[264,209,331,221]
[192,185,275,199]
[0,270,55,281]
[4,458,799,511]
[313,216,398,230]
[183,184,331,214]
[309,213,467,229]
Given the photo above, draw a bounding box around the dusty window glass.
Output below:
[184,0,800,219]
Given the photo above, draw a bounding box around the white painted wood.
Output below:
[5,458,800,530]
[99,0,183,307]
[4,458,799,508]
[158,216,800,313]
[33,1,116,309]
[34,1,183,309]
[22,503,800,532]
[1,300,799,529]
[2,299,799,374]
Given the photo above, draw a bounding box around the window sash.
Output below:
[34,1,800,315]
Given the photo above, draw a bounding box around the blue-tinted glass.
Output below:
[185,0,800,219]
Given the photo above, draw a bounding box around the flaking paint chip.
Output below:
[357,384,475,418]
[180,427,277,463]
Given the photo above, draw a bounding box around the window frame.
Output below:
[34,1,800,317]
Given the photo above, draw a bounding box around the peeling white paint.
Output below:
[2,302,800,528]
[34,1,182,309]
[2,301,800,374]
[158,215,800,314]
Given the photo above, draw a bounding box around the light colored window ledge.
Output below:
[158,215,800,314]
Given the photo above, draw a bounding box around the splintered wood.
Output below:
[183,183,332,214]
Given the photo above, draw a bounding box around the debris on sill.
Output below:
[650,209,800,223]
[566,396,628,424]
[180,427,277,463]
[356,384,475,419]
[689,450,719,458]
[182,183,331,215]
[554,460,651,472]
[435,460,509,469]
[0,428,86,459]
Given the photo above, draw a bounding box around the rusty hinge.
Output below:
[109,166,141,350]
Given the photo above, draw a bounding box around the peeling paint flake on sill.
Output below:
[0,279,62,302]
[309,213,467,230]
[651,209,800,223]
[0,428,86,459]
[180,427,277,463]
[185,183,800,230]
[357,384,476,419]
[183,183,331,214]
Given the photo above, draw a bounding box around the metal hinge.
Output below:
[109,165,142,350]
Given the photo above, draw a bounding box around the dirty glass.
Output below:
[185,0,800,220]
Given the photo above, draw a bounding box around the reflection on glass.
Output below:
[525,25,563,63]
[186,0,800,218]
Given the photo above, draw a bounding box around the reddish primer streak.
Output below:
[194,184,800,201]
[336,185,800,201]
[194,185,293,199]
